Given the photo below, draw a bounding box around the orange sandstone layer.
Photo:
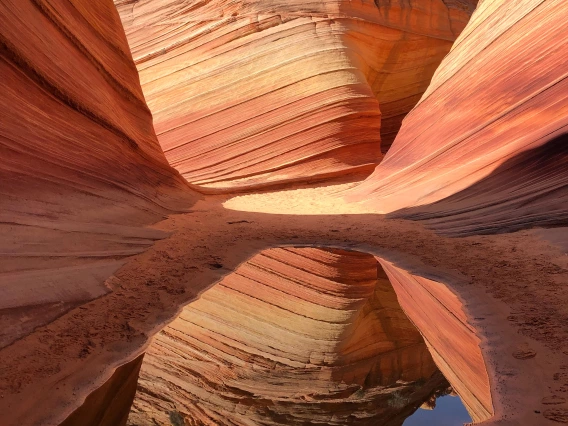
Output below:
[0,0,198,347]
[347,0,568,235]
[379,259,493,423]
[128,247,490,425]
[115,0,476,192]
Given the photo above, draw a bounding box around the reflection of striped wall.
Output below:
[380,258,493,423]
[129,247,442,425]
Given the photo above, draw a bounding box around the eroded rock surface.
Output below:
[347,0,568,235]
[0,0,197,347]
[2,1,567,426]
[115,0,476,192]
[60,355,144,426]
[379,259,493,423]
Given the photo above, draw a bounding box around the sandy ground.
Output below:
[0,184,567,425]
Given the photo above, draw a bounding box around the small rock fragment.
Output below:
[512,350,536,360]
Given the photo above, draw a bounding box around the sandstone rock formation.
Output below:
[4,1,568,425]
[379,259,493,423]
[347,0,568,235]
[390,132,568,236]
[127,248,458,425]
[0,0,197,348]
[115,0,476,192]
[60,355,144,426]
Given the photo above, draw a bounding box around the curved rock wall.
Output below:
[390,133,568,236]
[60,355,144,426]
[347,0,568,235]
[115,0,476,192]
[379,259,493,423]
[0,0,197,347]
[128,248,448,425]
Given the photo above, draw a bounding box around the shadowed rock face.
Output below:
[0,0,198,347]
[114,0,476,192]
[60,355,144,426]
[347,0,568,234]
[387,133,568,236]
[127,248,490,425]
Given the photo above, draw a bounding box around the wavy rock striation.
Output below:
[379,259,493,423]
[0,0,197,347]
[128,248,490,425]
[347,0,568,235]
[115,0,476,192]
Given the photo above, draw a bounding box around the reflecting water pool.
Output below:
[127,247,492,425]
[403,392,472,425]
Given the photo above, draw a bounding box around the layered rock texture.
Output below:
[128,248,490,425]
[379,259,493,423]
[6,0,567,425]
[115,0,476,192]
[347,0,568,235]
[60,355,144,426]
[0,0,197,347]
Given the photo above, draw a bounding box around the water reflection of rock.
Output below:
[128,248,490,425]
[379,259,493,423]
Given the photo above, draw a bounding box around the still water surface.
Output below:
[404,393,472,425]
[128,247,485,425]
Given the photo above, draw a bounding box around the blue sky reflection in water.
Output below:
[403,394,472,426]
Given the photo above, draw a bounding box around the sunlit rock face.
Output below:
[0,0,197,347]
[347,0,568,235]
[127,248,485,425]
[115,0,476,192]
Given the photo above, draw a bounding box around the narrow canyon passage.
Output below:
[2,0,568,425]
